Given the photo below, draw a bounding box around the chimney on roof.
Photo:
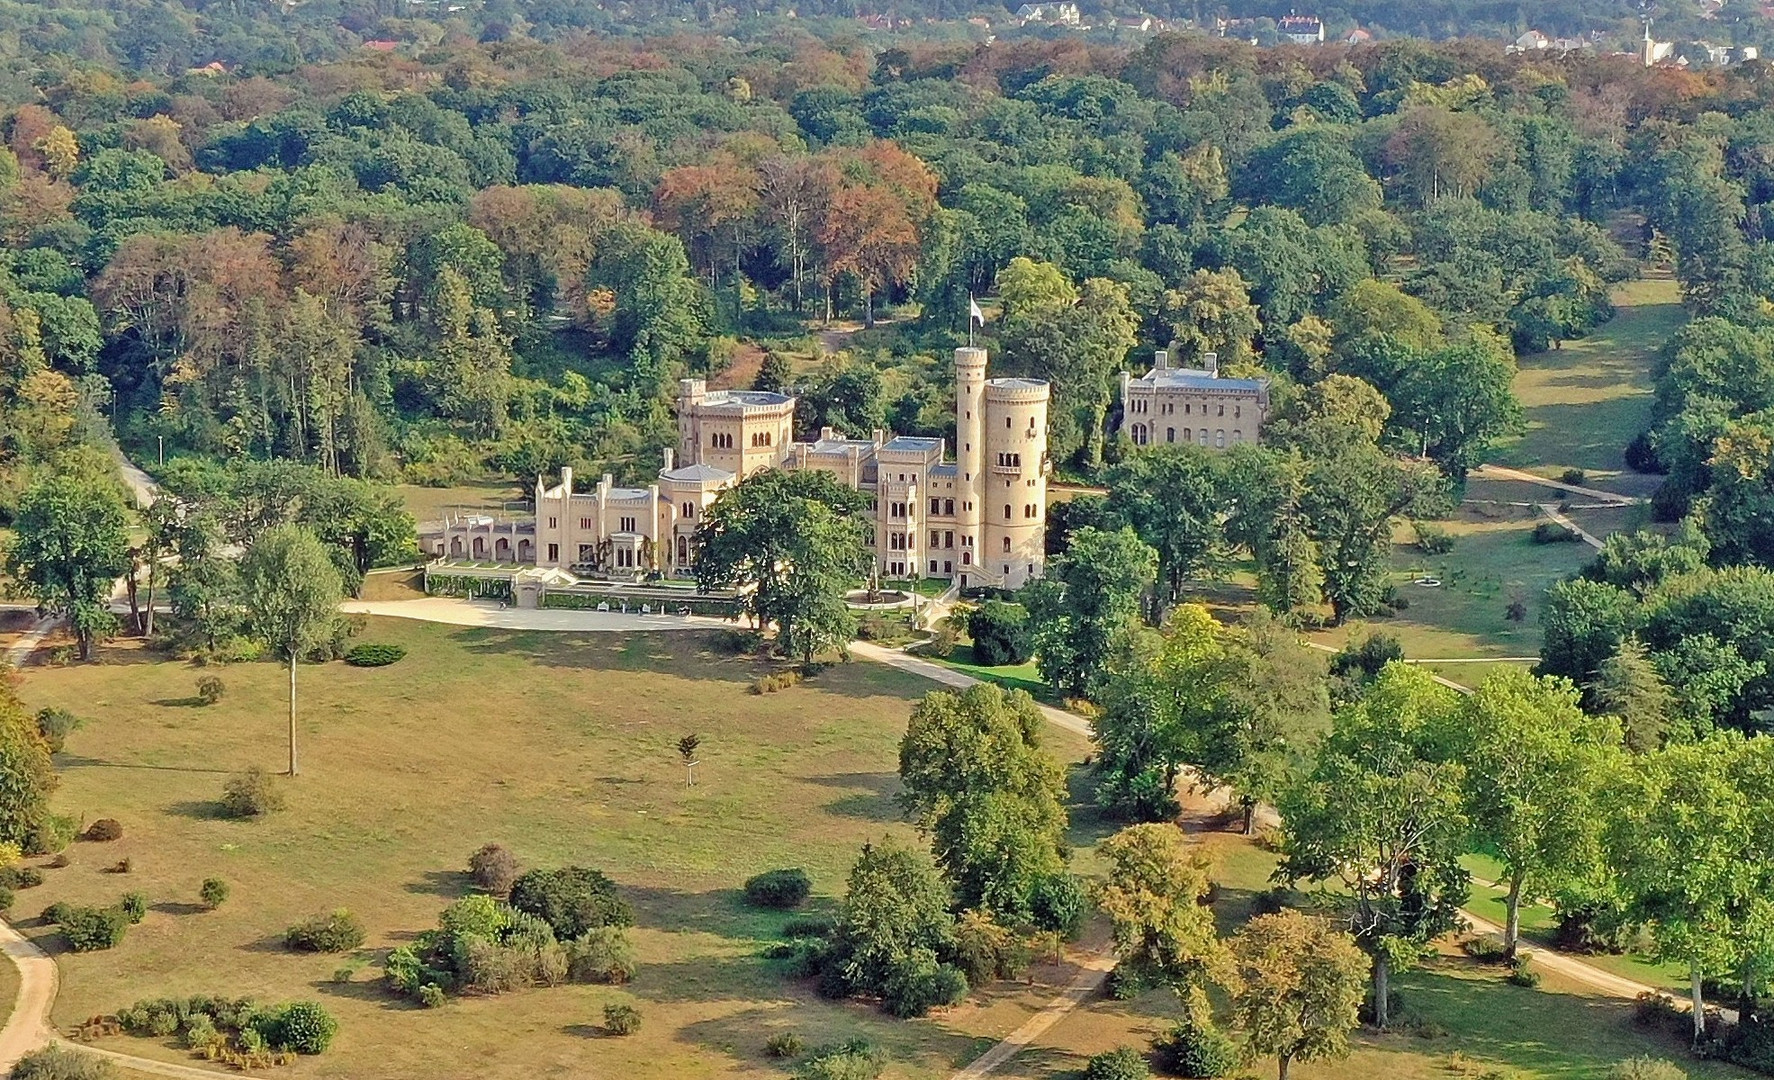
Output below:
[1154,349,1169,371]
[663,447,675,472]
[872,428,885,449]
[1202,351,1219,377]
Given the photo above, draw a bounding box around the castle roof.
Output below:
[1134,369,1268,393]
[661,463,734,484]
[703,389,794,408]
[985,377,1048,391]
[881,436,943,453]
[804,436,877,456]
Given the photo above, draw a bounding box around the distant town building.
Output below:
[1277,14,1325,43]
[1014,2,1080,24]
[1344,27,1372,44]
[1117,351,1270,451]
[425,349,1052,591]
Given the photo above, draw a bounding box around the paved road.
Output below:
[1471,464,1644,506]
[947,949,1117,1080]
[1538,503,1606,551]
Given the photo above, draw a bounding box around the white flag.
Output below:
[969,298,984,324]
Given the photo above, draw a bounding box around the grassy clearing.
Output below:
[926,646,1051,701]
[394,482,526,526]
[1496,276,1684,484]
[1309,508,1594,662]
[17,619,1093,1080]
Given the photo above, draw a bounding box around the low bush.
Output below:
[1412,521,1456,554]
[796,1040,886,1080]
[565,926,637,984]
[1151,1007,1238,1078]
[82,819,122,842]
[58,906,127,951]
[285,910,366,953]
[417,984,446,1008]
[880,948,968,1018]
[1608,1058,1688,1080]
[0,867,43,891]
[253,1000,338,1054]
[10,1046,114,1080]
[344,643,406,667]
[952,911,1028,986]
[751,670,805,694]
[195,676,225,705]
[220,768,284,818]
[967,600,1033,666]
[744,868,811,909]
[1507,955,1541,988]
[1561,468,1589,487]
[41,901,69,925]
[27,815,76,856]
[469,843,519,896]
[0,886,15,911]
[120,893,148,924]
[1084,1047,1151,1080]
[766,1032,806,1059]
[1532,521,1580,544]
[508,866,633,938]
[1634,993,1683,1030]
[782,915,834,938]
[200,878,229,910]
[603,1002,641,1036]
[1462,934,1510,963]
[34,708,79,754]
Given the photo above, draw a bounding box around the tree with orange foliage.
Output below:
[653,160,760,292]
[819,184,920,328]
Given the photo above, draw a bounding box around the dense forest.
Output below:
[4,8,1774,631]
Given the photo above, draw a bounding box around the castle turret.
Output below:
[954,348,987,584]
[982,375,1050,590]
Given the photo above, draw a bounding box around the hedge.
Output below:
[425,574,512,600]
[540,591,738,618]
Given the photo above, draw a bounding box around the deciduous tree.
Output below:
[6,475,131,660]
[240,525,343,777]
[1229,910,1369,1080]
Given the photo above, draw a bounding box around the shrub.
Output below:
[1151,1008,1238,1078]
[1532,521,1580,544]
[0,867,43,891]
[27,815,75,856]
[0,886,15,911]
[744,868,811,909]
[468,843,519,896]
[1507,955,1541,988]
[796,1040,886,1080]
[1084,1047,1150,1080]
[1635,993,1683,1030]
[58,906,127,951]
[1608,1058,1688,1080]
[565,926,637,984]
[34,708,79,754]
[285,910,366,953]
[82,819,122,842]
[41,902,69,925]
[1561,468,1588,487]
[1462,934,1510,963]
[967,601,1033,666]
[182,1014,217,1051]
[880,948,968,1018]
[120,892,148,924]
[1030,873,1088,939]
[344,643,406,667]
[508,866,633,938]
[200,878,229,910]
[603,1002,642,1036]
[782,915,834,938]
[10,1046,114,1080]
[417,984,446,1008]
[952,911,1028,986]
[766,1032,806,1059]
[750,670,805,694]
[1412,521,1456,554]
[195,676,225,705]
[255,1001,338,1054]
[220,768,284,818]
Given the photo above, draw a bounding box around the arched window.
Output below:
[1166,427,1175,443]
[1003,504,1012,520]
[1002,536,1011,552]
[676,535,688,563]
[1215,429,1226,448]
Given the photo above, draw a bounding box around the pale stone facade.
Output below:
[426,349,1052,590]
[1117,350,1270,450]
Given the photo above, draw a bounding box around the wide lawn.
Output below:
[1495,275,1684,487]
[17,618,1099,1080]
[1307,505,1595,665]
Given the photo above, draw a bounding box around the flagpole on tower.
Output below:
[968,296,984,348]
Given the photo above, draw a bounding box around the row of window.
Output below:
[552,515,639,531]
[1004,503,1039,520]
[1129,425,1243,448]
[1129,399,1241,418]
[995,452,1022,468]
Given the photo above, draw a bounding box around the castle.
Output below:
[425,348,1052,591]
[1116,350,1269,449]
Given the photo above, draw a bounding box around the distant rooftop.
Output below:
[661,463,734,484]
[1136,369,1268,393]
[703,389,794,409]
[986,377,1048,391]
[881,436,943,453]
